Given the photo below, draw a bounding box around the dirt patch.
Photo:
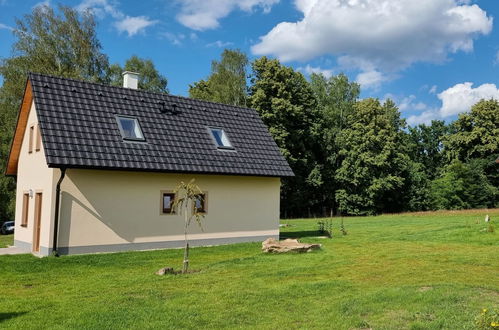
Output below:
[155,267,200,275]
[418,286,433,292]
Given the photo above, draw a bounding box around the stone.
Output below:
[262,238,321,253]
[155,267,175,275]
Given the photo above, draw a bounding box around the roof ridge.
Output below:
[28,72,256,112]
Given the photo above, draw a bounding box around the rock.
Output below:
[262,238,321,253]
[485,215,490,222]
[156,267,175,275]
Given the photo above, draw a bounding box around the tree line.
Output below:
[0,5,497,221]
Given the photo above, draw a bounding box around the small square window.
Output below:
[116,116,145,141]
[209,127,233,149]
[194,193,206,213]
[162,193,175,214]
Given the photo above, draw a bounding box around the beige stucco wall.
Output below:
[58,169,280,252]
[14,101,58,255]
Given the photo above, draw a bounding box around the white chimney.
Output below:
[122,71,139,89]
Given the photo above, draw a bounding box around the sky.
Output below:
[1,0,499,126]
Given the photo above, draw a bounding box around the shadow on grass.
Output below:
[0,312,27,323]
[280,230,322,239]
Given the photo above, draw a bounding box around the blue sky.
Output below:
[1,0,498,126]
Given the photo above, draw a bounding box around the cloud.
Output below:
[396,95,428,112]
[355,70,390,90]
[162,32,186,45]
[494,50,499,66]
[206,40,234,48]
[403,82,499,125]
[0,23,13,31]
[297,64,333,78]
[438,82,499,117]
[252,0,492,87]
[407,110,440,126]
[77,0,156,36]
[114,16,158,37]
[429,85,438,94]
[33,0,50,9]
[176,0,279,31]
[76,0,121,19]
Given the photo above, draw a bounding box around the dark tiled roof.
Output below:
[29,73,294,177]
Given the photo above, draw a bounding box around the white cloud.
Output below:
[355,70,390,90]
[297,64,334,78]
[438,82,499,117]
[429,85,438,94]
[77,0,156,36]
[494,50,499,66]
[252,0,492,87]
[176,0,279,31]
[33,0,50,9]
[0,23,13,31]
[407,110,440,126]
[206,40,234,48]
[162,32,186,45]
[397,95,428,112]
[115,16,158,37]
[76,0,121,19]
[403,81,499,125]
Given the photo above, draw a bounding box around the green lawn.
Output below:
[1,210,498,329]
[0,234,13,248]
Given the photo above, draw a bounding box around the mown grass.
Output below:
[0,210,498,329]
[0,234,13,248]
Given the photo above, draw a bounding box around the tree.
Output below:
[249,56,317,217]
[108,55,168,93]
[445,99,499,189]
[189,49,248,106]
[335,99,410,215]
[445,99,499,161]
[430,159,498,210]
[172,180,205,274]
[0,5,109,221]
[407,120,450,180]
[308,73,360,215]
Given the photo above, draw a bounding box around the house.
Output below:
[6,72,293,256]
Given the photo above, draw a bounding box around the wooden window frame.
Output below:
[28,124,34,154]
[160,191,176,215]
[194,193,207,214]
[33,191,43,253]
[35,124,42,152]
[21,192,29,227]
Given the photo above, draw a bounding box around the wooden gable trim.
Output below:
[5,79,34,176]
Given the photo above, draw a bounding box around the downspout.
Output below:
[52,168,66,256]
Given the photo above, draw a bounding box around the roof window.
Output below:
[209,127,233,150]
[116,116,145,141]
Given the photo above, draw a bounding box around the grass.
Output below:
[0,234,13,248]
[1,210,498,329]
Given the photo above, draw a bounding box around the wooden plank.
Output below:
[5,79,33,176]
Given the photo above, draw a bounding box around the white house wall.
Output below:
[57,169,281,254]
[14,101,58,256]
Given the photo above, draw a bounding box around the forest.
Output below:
[0,5,497,220]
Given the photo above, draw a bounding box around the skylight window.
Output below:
[116,116,145,141]
[209,127,233,149]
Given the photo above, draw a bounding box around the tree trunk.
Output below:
[182,243,189,274]
[182,203,189,274]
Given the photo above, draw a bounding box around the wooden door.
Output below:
[33,192,42,252]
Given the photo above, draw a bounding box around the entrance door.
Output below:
[33,192,42,252]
